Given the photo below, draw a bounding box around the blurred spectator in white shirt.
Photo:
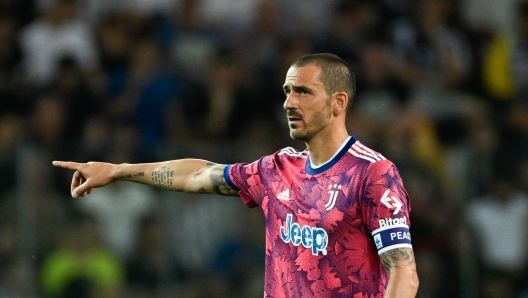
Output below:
[76,181,158,260]
[19,0,98,87]
[466,176,528,298]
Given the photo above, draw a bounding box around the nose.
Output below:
[283,92,298,111]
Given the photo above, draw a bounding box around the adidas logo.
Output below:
[277,189,290,201]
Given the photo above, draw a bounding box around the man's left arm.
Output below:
[380,247,419,298]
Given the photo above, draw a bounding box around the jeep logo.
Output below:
[280,214,328,256]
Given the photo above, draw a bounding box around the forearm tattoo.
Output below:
[151,166,174,189]
[120,172,145,180]
[380,247,416,273]
[206,162,238,196]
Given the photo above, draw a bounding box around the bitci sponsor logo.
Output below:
[378,216,407,227]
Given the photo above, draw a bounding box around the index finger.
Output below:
[52,161,82,171]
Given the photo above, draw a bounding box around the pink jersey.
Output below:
[224,136,412,298]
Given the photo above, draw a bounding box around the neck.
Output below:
[306,126,349,166]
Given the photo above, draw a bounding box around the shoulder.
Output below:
[348,140,388,164]
[346,140,401,180]
[274,147,309,170]
[253,147,308,173]
[230,146,307,171]
[276,147,309,159]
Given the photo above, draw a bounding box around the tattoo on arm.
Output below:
[379,247,416,273]
[119,172,145,180]
[151,167,174,189]
[206,162,238,196]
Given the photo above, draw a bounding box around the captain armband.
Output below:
[371,224,413,254]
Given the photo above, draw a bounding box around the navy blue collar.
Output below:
[306,136,357,175]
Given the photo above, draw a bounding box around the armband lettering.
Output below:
[371,224,412,254]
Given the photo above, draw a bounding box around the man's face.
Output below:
[283,64,333,142]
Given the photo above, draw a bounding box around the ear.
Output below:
[333,92,348,116]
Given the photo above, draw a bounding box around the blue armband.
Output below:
[371,224,412,254]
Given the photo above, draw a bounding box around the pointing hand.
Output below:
[52,161,116,198]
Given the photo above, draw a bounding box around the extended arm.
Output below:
[52,159,239,198]
[380,247,419,298]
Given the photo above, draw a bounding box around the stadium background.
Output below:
[1,0,528,297]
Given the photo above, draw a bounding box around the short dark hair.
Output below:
[291,53,356,108]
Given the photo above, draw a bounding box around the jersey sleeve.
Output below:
[224,158,268,208]
[360,160,413,254]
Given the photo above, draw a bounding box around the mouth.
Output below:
[287,112,302,122]
[287,115,302,126]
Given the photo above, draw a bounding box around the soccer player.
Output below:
[53,53,419,297]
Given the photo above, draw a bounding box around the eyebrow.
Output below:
[283,84,311,93]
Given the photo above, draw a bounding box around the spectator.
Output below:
[77,0,178,23]
[317,0,383,69]
[495,100,528,179]
[0,114,23,194]
[0,13,24,115]
[203,51,271,140]
[466,175,528,298]
[19,0,98,87]
[47,57,101,143]
[104,38,182,160]
[278,0,337,37]
[482,2,528,101]
[27,96,70,158]
[388,0,473,90]
[40,213,124,298]
[461,0,520,34]
[96,13,132,74]
[126,216,183,297]
[346,40,409,146]
[75,178,158,260]
[192,0,261,35]
[0,223,18,297]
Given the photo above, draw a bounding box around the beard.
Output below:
[288,98,332,142]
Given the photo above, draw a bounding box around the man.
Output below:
[53,53,419,297]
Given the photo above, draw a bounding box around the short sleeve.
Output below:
[361,160,413,254]
[225,160,267,208]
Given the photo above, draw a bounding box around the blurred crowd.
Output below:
[1,0,528,297]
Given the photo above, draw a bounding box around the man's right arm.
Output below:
[52,159,239,198]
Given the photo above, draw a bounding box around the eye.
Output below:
[299,88,310,96]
